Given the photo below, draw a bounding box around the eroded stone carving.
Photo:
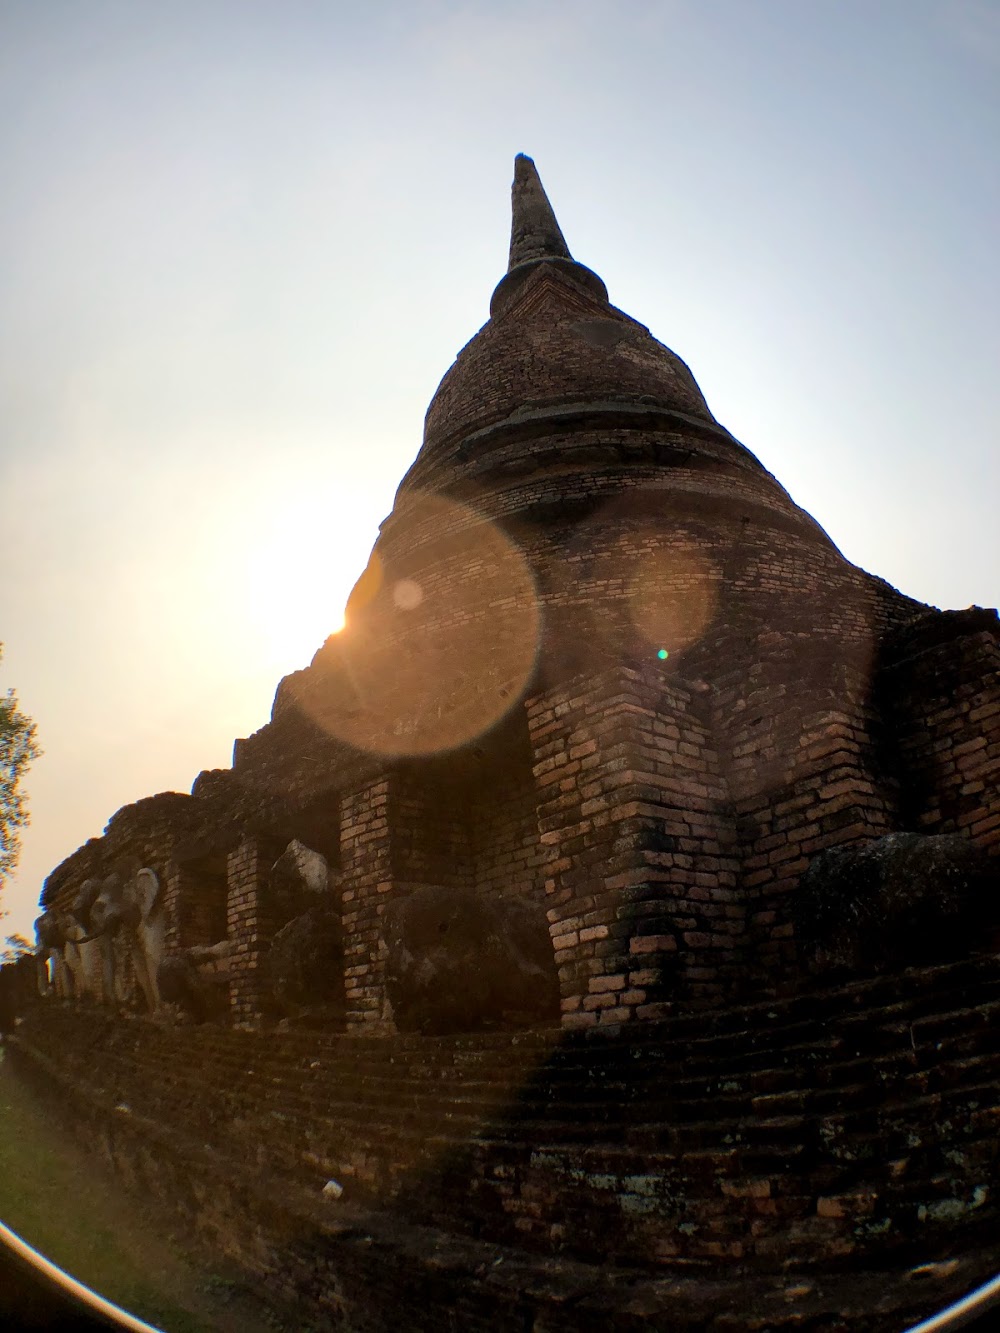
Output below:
[384,885,560,1034]
[266,838,336,926]
[795,832,999,975]
[69,878,116,1004]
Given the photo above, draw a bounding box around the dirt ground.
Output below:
[0,1043,300,1333]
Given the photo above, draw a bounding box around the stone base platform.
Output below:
[12,953,1000,1329]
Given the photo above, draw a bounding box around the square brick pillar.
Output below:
[527,665,740,1028]
[340,777,394,1030]
[226,835,281,1028]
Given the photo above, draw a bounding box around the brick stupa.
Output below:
[18,155,1000,1330]
[232,152,998,1026]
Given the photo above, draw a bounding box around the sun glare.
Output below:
[236,501,358,676]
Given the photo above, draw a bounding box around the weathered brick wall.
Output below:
[39,616,997,1027]
[162,861,185,952]
[15,949,1000,1293]
[885,631,1000,852]
[391,765,475,891]
[529,664,740,1023]
[226,835,283,1028]
[340,777,393,1029]
[470,754,544,903]
[173,856,228,948]
[734,709,895,983]
[338,748,548,1024]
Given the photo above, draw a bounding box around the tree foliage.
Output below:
[0,643,41,896]
[1,933,33,964]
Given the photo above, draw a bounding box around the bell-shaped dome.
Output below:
[408,156,716,491]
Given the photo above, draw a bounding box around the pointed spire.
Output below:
[508,154,572,269]
[490,154,609,318]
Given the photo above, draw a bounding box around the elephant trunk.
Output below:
[73,928,105,945]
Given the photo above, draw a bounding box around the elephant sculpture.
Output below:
[72,868,167,1012]
[34,909,75,998]
[383,885,560,1034]
[795,832,999,976]
[33,906,106,1003]
[157,939,233,1024]
[266,904,344,1025]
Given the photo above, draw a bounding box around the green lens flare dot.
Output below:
[657,649,669,660]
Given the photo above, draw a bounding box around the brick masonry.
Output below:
[340,778,394,1028]
[13,948,1000,1328]
[226,835,283,1028]
[884,630,1000,848]
[529,664,740,1023]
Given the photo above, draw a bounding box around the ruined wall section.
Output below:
[19,947,1000,1308]
[42,792,193,916]
[678,536,922,985]
[169,855,228,950]
[234,676,382,813]
[881,620,1000,854]
[39,765,352,1028]
[726,673,896,986]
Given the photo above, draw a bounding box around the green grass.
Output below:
[0,1045,280,1332]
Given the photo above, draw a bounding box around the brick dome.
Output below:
[410,156,716,493]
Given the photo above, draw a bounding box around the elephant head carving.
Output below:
[34,909,69,954]
[79,869,160,937]
[71,868,166,1011]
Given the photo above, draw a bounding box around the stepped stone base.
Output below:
[12,951,1000,1329]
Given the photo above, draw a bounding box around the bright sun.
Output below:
[237,508,355,676]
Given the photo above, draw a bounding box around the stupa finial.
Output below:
[490,154,609,316]
[508,154,572,270]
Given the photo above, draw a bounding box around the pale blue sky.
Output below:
[1,0,997,940]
